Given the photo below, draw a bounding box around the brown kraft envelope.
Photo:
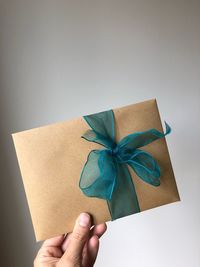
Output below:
[11,99,180,241]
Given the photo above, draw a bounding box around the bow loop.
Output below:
[79,149,117,200]
[81,129,115,149]
[127,149,161,186]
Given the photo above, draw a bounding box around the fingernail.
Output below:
[79,213,90,227]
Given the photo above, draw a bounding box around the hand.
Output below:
[34,213,107,267]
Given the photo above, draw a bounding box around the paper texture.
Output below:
[12,99,180,241]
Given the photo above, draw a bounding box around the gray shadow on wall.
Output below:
[0,89,41,267]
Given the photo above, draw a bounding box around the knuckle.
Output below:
[61,251,82,267]
[65,251,81,265]
[72,230,86,243]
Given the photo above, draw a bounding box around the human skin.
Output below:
[34,213,107,267]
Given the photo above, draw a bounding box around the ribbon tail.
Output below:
[117,121,171,151]
[107,162,140,220]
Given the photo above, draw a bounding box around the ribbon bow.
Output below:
[79,109,171,220]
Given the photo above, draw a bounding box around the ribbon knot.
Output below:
[79,109,171,220]
[108,145,119,157]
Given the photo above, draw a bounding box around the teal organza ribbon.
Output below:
[79,109,171,220]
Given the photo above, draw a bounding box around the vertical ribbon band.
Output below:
[79,109,171,220]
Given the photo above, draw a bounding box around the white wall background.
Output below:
[0,1,200,266]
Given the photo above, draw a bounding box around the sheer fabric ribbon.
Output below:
[79,109,171,220]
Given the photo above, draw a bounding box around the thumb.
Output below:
[59,213,91,266]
